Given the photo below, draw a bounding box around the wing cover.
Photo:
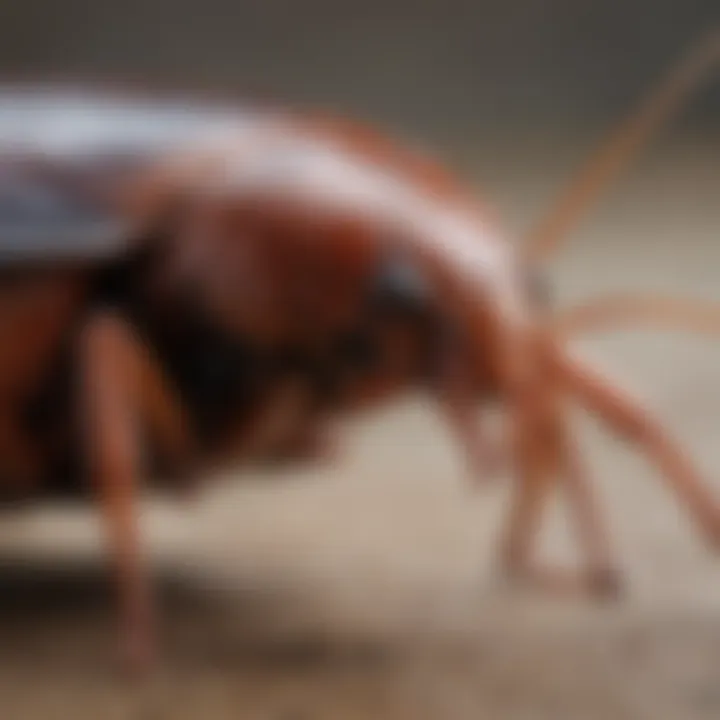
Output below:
[0,85,262,264]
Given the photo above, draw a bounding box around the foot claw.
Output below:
[500,563,623,600]
[588,567,624,600]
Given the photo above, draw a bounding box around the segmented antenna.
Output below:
[553,293,720,338]
[524,30,720,266]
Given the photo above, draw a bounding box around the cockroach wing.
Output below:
[0,85,263,265]
[0,159,135,264]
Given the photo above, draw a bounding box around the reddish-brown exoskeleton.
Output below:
[0,30,718,674]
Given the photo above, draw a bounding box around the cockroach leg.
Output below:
[494,327,620,598]
[498,385,562,590]
[556,348,720,549]
[559,426,622,597]
[78,310,191,674]
[498,405,621,598]
[206,375,335,468]
[437,390,502,483]
[434,334,502,482]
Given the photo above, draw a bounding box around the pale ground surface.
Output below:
[0,132,719,719]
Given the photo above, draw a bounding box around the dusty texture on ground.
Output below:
[0,133,719,719]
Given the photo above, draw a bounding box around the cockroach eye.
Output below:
[368,255,430,314]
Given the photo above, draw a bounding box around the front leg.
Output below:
[494,330,621,598]
[436,388,503,483]
[433,335,502,483]
[78,310,191,674]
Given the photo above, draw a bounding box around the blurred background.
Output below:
[0,2,719,718]
[1,0,718,129]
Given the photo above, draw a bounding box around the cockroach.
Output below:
[0,30,718,674]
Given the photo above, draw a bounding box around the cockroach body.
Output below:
[0,31,718,673]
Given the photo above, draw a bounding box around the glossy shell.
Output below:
[0,86,265,264]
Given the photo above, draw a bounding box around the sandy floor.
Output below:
[1,133,719,719]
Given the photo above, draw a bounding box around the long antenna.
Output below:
[523,30,720,266]
[552,293,720,338]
